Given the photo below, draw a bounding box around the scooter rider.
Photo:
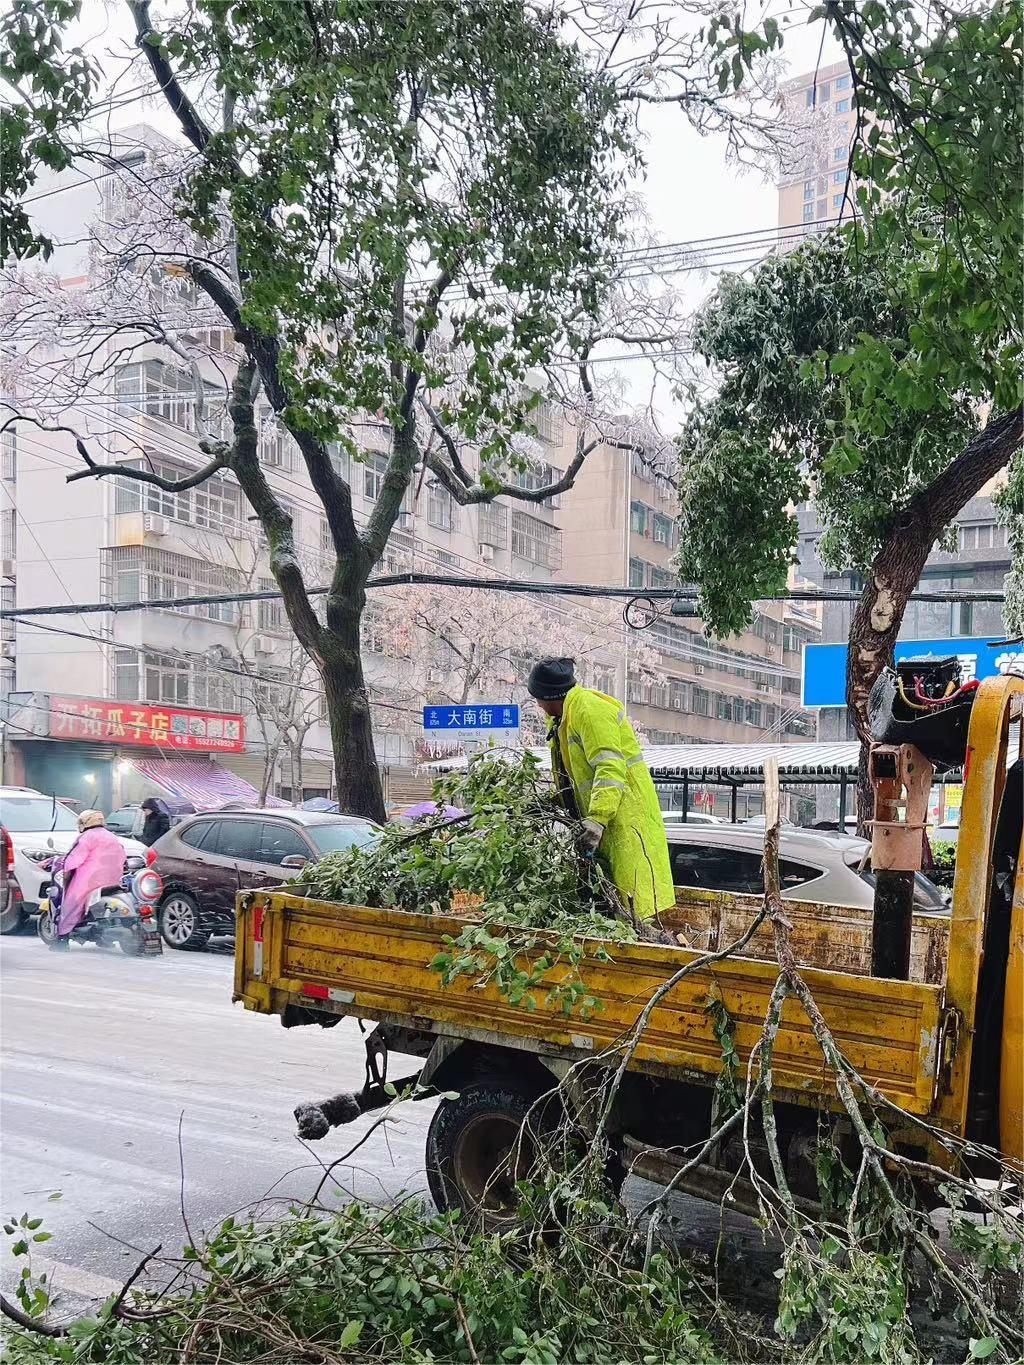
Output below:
[50,810,126,951]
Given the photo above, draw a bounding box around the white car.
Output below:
[665,822,947,912]
[0,786,147,932]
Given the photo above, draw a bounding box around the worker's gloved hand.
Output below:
[580,818,605,852]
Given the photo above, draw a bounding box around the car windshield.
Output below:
[307,821,380,854]
[0,796,79,833]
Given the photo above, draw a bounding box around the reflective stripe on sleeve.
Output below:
[592,777,626,791]
[625,753,644,767]
[593,748,624,762]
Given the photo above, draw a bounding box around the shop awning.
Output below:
[130,757,287,811]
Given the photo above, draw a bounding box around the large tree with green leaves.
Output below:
[0,0,782,820]
[676,0,1022,790]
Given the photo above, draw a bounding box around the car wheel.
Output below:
[158,892,210,951]
[0,899,25,935]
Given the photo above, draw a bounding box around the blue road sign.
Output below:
[423,703,520,732]
[802,636,1022,708]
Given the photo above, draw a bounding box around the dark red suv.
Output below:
[150,808,379,949]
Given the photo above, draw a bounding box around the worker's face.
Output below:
[536,697,563,719]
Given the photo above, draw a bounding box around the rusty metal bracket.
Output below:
[934,1006,963,1102]
[868,742,934,871]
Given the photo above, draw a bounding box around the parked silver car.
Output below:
[665,822,946,911]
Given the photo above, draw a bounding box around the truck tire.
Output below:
[158,892,210,951]
[425,1077,557,1227]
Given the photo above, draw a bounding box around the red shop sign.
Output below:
[49,697,246,753]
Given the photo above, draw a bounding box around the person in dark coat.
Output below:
[139,798,171,847]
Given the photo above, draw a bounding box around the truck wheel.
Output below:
[426,1077,557,1227]
[158,892,210,951]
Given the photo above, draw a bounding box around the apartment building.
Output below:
[0,126,611,808]
[554,436,820,819]
[776,59,859,243]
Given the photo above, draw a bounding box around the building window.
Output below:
[745,700,762,727]
[511,459,561,508]
[716,694,735,722]
[834,145,846,162]
[649,567,675,590]
[1,428,15,482]
[534,400,562,446]
[652,513,675,547]
[630,501,650,535]
[0,508,15,560]
[114,360,225,436]
[836,74,850,90]
[258,409,297,471]
[628,557,646,589]
[258,577,285,631]
[329,445,350,481]
[817,199,827,220]
[113,458,241,533]
[478,503,509,549]
[669,679,688,711]
[361,609,386,656]
[427,484,455,532]
[833,170,846,185]
[803,183,814,201]
[0,584,14,643]
[510,511,561,569]
[836,98,850,113]
[591,665,616,694]
[692,686,710,717]
[959,522,1007,552]
[104,547,244,624]
[803,203,814,222]
[362,452,389,502]
[833,194,844,208]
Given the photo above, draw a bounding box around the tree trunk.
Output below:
[845,407,1023,833]
[320,606,387,824]
[294,737,305,804]
[259,748,277,805]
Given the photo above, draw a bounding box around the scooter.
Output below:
[38,855,164,955]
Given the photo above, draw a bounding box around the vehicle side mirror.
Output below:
[280,854,309,869]
[124,855,145,872]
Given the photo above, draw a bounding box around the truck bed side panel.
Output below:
[237,893,944,1118]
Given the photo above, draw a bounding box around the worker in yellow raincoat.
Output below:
[527,658,674,921]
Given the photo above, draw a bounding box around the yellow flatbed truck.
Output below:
[234,675,1023,1218]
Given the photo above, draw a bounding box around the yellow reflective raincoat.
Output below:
[549,686,674,920]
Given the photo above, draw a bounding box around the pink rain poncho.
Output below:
[58,827,126,935]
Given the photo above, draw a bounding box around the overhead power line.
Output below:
[0,571,1006,622]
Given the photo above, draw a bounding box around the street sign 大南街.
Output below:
[423,704,520,732]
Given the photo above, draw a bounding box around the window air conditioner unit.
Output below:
[397,511,414,531]
[0,641,14,659]
[0,560,14,579]
[428,667,447,683]
[694,664,706,675]
[253,635,274,655]
[143,513,168,536]
[479,542,495,563]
